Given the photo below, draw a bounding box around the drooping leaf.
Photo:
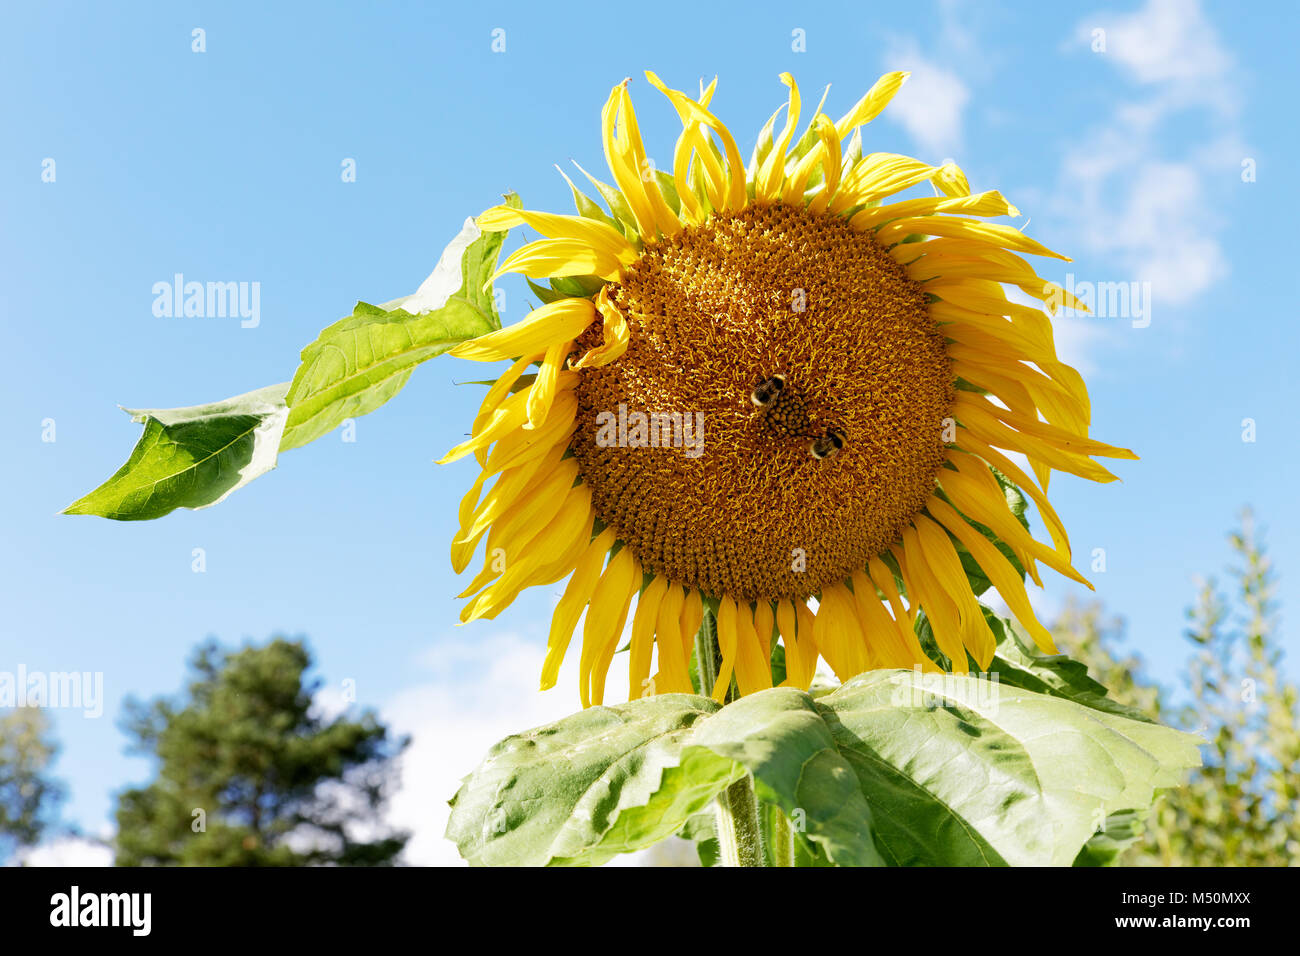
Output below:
[63,383,290,520]
[686,688,884,867]
[69,195,523,519]
[818,669,1202,866]
[445,694,720,867]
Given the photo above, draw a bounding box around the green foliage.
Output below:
[281,195,516,449]
[447,694,724,867]
[67,201,517,520]
[113,638,409,866]
[0,708,64,861]
[1054,509,1300,866]
[447,649,1200,867]
[62,384,290,521]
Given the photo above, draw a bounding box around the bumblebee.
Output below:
[751,374,812,437]
[809,427,847,460]
[750,374,787,407]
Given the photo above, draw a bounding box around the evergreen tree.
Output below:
[114,638,409,866]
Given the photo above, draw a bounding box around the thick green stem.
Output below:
[715,774,765,867]
[693,611,719,699]
[766,804,796,867]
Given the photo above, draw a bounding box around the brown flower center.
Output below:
[570,202,953,601]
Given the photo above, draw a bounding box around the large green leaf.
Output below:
[818,669,1201,866]
[683,688,884,866]
[280,195,518,450]
[63,383,290,520]
[448,669,1199,866]
[445,694,720,867]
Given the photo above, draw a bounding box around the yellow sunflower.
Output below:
[438,71,1135,708]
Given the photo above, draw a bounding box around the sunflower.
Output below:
[439,71,1135,708]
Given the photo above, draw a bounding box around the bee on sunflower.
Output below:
[439,71,1135,708]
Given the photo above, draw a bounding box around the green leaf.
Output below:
[63,383,290,521]
[687,689,884,866]
[985,610,1158,723]
[1072,808,1146,866]
[818,669,1201,866]
[281,196,518,450]
[556,166,624,234]
[572,161,640,238]
[69,195,523,518]
[652,168,681,216]
[445,694,721,867]
[449,658,1199,867]
[678,811,719,867]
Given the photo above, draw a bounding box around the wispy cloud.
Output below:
[1060,0,1242,310]
[882,41,971,157]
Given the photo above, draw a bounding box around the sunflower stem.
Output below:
[693,608,720,698]
[715,774,766,867]
[766,803,796,867]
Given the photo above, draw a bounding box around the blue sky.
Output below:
[2,0,1296,864]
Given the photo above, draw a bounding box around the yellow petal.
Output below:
[849,570,913,669]
[878,218,1069,260]
[580,545,639,707]
[852,190,1020,230]
[572,286,630,369]
[477,205,638,265]
[450,297,596,364]
[540,527,616,690]
[755,73,801,200]
[733,601,773,695]
[926,496,1058,654]
[646,71,747,211]
[460,484,594,619]
[491,238,623,286]
[713,595,739,702]
[833,71,908,139]
[912,514,999,668]
[525,338,574,429]
[630,575,668,699]
[654,584,691,695]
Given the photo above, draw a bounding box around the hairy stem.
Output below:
[715,775,765,867]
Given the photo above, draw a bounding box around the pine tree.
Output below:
[114,638,409,866]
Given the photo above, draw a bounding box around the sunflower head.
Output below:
[440,71,1136,707]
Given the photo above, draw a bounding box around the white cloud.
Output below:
[1081,0,1232,94]
[17,836,113,867]
[882,44,970,156]
[1057,0,1240,316]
